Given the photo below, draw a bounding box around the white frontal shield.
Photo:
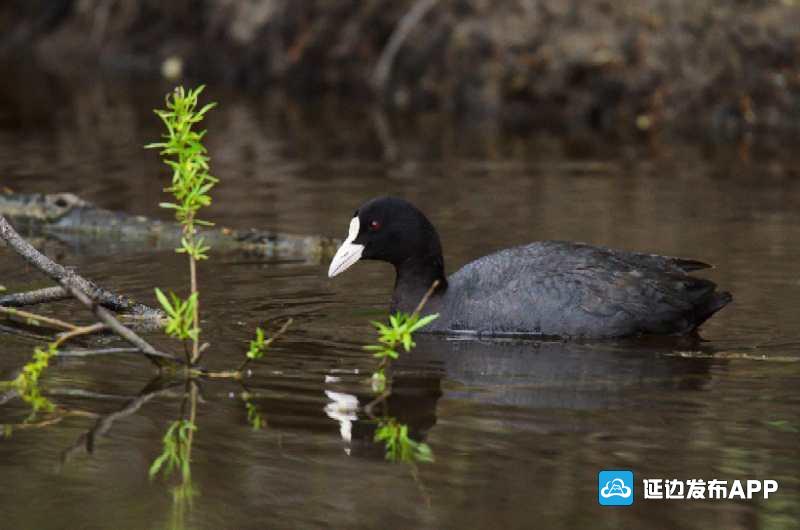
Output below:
[328,216,364,277]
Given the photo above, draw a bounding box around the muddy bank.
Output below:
[3,0,800,136]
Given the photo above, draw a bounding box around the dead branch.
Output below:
[364,390,391,418]
[0,322,51,341]
[2,409,100,432]
[0,306,79,332]
[412,279,440,316]
[56,347,143,358]
[0,286,72,308]
[0,389,18,405]
[0,216,179,366]
[60,278,179,366]
[53,323,107,347]
[371,0,438,94]
[0,215,161,317]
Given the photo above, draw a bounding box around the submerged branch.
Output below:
[0,215,161,317]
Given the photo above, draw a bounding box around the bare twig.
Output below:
[53,323,107,348]
[0,216,179,366]
[0,389,19,406]
[201,369,241,379]
[0,306,79,332]
[46,388,138,400]
[371,0,438,94]
[60,278,180,366]
[3,409,99,432]
[370,109,399,162]
[56,347,144,358]
[364,390,391,418]
[61,383,179,463]
[237,318,293,372]
[0,322,51,341]
[412,279,440,316]
[0,215,161,317]
[0,286,72,308]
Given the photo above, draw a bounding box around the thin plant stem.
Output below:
[188,234,200,364]
[53,323,107,348]
[237,318,293,372]
[185,381,198,469]
[412,279,440,317]
[363,390,391,417]
[0,306,79,332]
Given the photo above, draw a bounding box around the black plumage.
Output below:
[329,197,732,338]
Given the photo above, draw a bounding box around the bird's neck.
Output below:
[390,255,447,314]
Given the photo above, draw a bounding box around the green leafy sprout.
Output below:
[238,319,292,372]
[1,342,58,423]
[365,311,438,393]
[247,327,268,360]
[15,344,57,418]
[150,383,200,521]
[149,419,197,483]
[147,85,217,365]
[245,400,265,431]
[375,418,434,463]
[364,299,438,464]
[146,85,218,238]
[155,289,199,342]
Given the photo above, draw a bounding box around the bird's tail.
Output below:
[691,290,733,330]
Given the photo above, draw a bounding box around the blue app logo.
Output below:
[598,470,634,506]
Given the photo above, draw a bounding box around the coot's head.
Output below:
[328,197,444,278]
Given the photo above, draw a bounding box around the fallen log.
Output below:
[0,192,338,260]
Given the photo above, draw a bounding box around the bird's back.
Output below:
[428,241,731,338]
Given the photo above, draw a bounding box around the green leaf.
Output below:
[154,288,174,314]
[410,313,439,333]
[149,452,170,479]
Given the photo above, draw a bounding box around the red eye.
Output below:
[369,220,381,231]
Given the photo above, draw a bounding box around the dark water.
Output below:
[1,66,799,530]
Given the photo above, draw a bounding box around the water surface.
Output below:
[1,67,799,529]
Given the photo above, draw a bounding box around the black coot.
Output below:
[328,197,732,338]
